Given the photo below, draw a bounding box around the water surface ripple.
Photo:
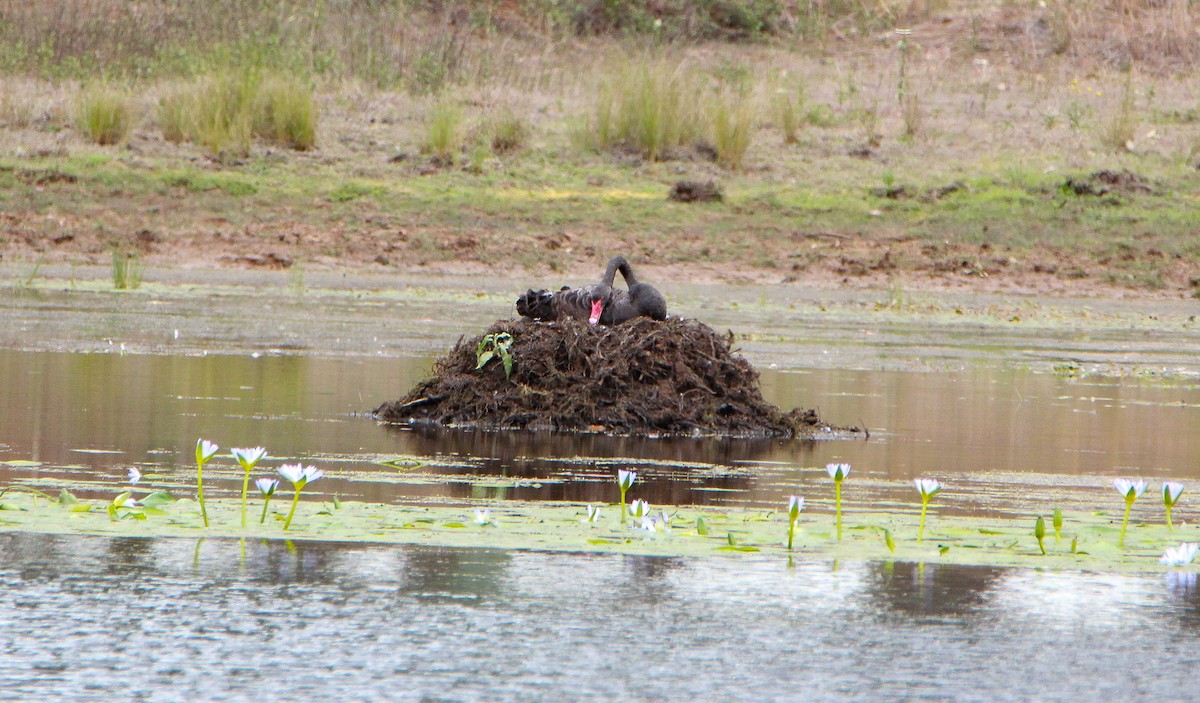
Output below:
[1,534,1197,702]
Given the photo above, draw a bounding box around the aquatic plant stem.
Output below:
[1166,505,1174,531]
[283,490,302,530]
[240,472,251,529]
[918,498,928,543]
[787,521,796,551]
[260,495,273,524]
[1119,497,1133,547]
[196,464,209,527]
[619,486,628,525]
[835,479,843,542]
[194,440,218,528]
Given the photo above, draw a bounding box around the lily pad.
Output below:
[0,490,1191,574]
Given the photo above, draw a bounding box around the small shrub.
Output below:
[76,84,134,145]
[424,100,463,163]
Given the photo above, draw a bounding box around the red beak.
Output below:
[589,299,603,325]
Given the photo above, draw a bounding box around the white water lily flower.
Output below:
[473,508,492,525]
[787,496,805,523]
[196,439,219,465]
[278,464,323,488]
[1164,482,1185,507]
[628,499,649,519]
[638,515,657,531]
[654,511,671,533]
[277,464,304,484]
[617,469,637,491]
[127,467,142,485]
[826,463,851,481]
[582,504,602,524]
[255,478,278,497]
[232,447,268,470]
[1160,543,1199,567]
[914,478,944,499]
[1113,478,1147,499]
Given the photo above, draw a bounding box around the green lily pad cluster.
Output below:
[0,480,1194,574]
[0,448,1196,574]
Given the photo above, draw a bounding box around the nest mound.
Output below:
[373,317,836,439]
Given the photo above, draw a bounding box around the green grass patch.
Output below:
[161,169,258,196]
[328,180,386,203]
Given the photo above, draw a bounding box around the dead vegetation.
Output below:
[373,317,841,439]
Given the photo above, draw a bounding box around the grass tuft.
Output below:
[710,90,755,169]
[580,56,705,161]
[424,100,463,164]
[254,75,317,151]
[158,71,316,158]
[111,247,142,290]
[902,93,924,140]
[0,87,35,127]
[772,84,805,144]
[1100,71,1138,151]
[488,110,529,154]
[75,84,135,145]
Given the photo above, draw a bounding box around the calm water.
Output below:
[2,348,1199,517]
[3,278,1200,700]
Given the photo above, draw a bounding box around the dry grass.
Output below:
[1100,70,1138,151]
[0,86,35,127]
[1047,0,1200,70]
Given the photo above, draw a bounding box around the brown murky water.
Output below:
[3,275,1200,700]
[3,277,1199,518]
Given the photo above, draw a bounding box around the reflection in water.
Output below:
[400,547,511,601]
[1,533,1198,701]
[864,561,1005,617]
[3,347,1200,514]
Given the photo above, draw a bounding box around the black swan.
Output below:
[516,255,667,325]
